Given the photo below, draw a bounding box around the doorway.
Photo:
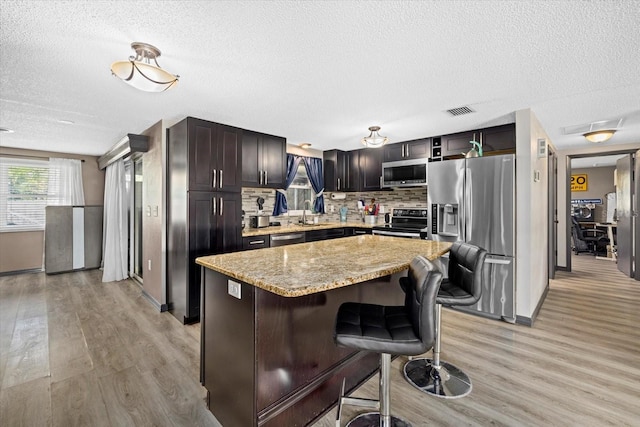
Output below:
[125,156,144,284]
[565,150,637,277]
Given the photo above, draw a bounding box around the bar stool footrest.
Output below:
[403,358,472,399]
[346,412,412,427]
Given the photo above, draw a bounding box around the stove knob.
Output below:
[422,210,427,216]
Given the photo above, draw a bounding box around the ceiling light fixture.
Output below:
[0,127,15,133]
[111,42,179,92]
[583,130,616,143]
[298,143,312,149]
[361,126,388,147]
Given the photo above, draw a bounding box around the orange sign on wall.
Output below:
[571,174,588,191]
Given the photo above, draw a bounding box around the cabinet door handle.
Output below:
[219,170,223,188]
[211,197,216,215]
[337,178,341,190]
[220,198,224,216]
[249,240,265,245]
[264,170,267,185]
[406,144,410,157]
[212,170,217,188]
[402,145,405,158]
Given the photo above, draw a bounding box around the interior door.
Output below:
[548,149,558,279]
[616,155,633,277]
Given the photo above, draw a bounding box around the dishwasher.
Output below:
[269,232,306,247]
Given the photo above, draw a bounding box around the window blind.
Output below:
[0,157,50,232]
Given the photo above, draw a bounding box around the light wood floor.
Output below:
[1,256,639,426]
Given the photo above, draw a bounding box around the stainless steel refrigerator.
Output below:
[427,154,516,322]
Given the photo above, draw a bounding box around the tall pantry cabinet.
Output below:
[167,117,243,324]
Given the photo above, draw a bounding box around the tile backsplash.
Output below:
[241,187,427,226]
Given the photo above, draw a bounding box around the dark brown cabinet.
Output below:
[440,130,476,158]
[242,236,270,250]
[440,124,515,158]
[167,117,243,324]
[358,148,383,191]
[182,117,242,192]
[479,124,516,153]
[323,149,359,192]
[305,228,346,242]
[242,131,286,189]
[383,138,430,162]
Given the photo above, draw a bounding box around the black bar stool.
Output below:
[402,241,486,399]
[334,256,443,427]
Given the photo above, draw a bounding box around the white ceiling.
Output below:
[1,1,640,157]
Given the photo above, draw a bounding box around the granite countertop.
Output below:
[242,221,375,237]
[196,235,451,297]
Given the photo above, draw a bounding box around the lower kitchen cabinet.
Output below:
[345,227,372,236]
[305,228,346,242]
[168,191,242,324]
[242,236,270,250]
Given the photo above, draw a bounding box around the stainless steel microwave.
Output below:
[382,158,429,188]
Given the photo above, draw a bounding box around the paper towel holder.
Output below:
[331,193,347,200]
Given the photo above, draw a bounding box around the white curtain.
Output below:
[48,158,85,205]
[102,159,128,282]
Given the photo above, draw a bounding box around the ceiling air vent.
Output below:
[446,106,475,116]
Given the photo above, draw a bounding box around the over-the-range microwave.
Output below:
[381,158,429,188]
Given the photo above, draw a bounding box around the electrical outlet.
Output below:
[228,280,241,299]
[148,259,151,270]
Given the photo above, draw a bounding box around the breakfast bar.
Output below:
[196,235,451,427]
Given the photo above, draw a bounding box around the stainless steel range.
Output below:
[372,208,429,239]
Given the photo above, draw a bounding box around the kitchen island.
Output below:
[196,235,451,427]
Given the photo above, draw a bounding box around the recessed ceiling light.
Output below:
[298,143,312,149]
[0,127,15,133]
[57,119,75,125]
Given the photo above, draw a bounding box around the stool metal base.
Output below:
[346,412,411,427]
[403,358,472,399]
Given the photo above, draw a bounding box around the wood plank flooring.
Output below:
[0,255,638,426]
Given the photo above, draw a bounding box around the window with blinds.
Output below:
[0,158,50,232]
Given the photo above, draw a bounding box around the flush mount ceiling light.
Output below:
[0,127,15,133]
[583,130,616,143]
[361,126,388,147]
[298,143,312,149]
[111,42,179,92]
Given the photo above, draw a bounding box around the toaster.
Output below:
[249,215,270,228]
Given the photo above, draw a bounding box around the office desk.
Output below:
[595,223,617,261]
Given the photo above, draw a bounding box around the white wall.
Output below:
[515,109,551,319]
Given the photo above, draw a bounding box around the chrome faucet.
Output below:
[302,199,312,225]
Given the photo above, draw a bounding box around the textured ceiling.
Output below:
[1,0,639,156]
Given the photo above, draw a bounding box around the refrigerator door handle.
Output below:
[485,258,511,265]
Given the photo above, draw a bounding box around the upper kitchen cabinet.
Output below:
[358,148,383,191]
[242,131,286,189]
[168,117,242,193]
[323,149,359,192]
[440,124,515,158]
[383,138,430,162]
[479,124,516,154]
[440,130,476,158]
